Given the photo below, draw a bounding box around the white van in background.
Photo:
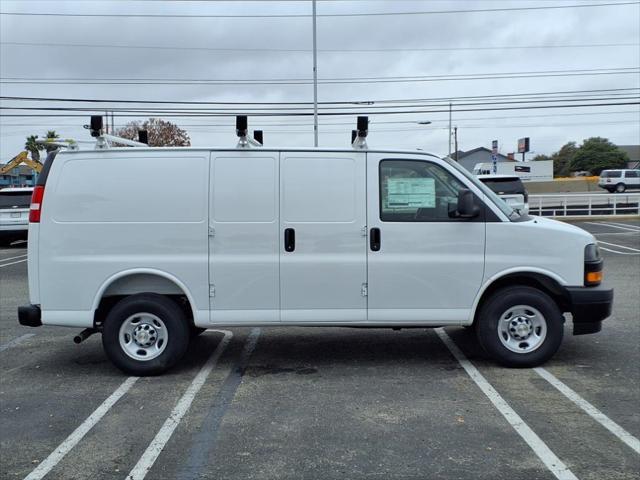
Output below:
[18,117,613,375]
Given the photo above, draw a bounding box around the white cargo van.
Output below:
[18,117,613,375]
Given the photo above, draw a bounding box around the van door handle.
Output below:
[284,228,296,252]
[370,227,381,251]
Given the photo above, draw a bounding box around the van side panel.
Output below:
[38,151,210,326]
[209,153,280,323]
[279,152,367,323]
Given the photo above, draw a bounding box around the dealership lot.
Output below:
[1,220,638,480]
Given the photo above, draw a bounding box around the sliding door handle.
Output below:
[370,227,381,251]
[284,228,296,252]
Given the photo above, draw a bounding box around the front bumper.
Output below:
[18,304,42,327]
[565,285,614,335]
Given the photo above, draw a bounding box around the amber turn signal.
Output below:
[585,271,603,286]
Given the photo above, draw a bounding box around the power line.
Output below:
[1,68,637,86]
[1,2,637,18]
[1,101,638,117]
[2,88,637,106]
[3,109,638,129]
[3,96,638,114]
[2,41,637,54]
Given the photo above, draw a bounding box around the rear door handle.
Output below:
[284,228,296,252]
[370,227,381,251]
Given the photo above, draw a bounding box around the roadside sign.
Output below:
[492,140,498,154]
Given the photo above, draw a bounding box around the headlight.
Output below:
[584,243,603,286]
[584,243,601,262]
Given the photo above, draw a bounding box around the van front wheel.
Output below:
[475,286,563,367]
[102,293,190,375]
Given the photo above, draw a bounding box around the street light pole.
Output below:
[312,0,319,147]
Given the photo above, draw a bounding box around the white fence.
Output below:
[528,192,640,217]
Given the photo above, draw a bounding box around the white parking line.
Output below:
[126,330,233,480]
[435,329,578,480]
[600,221,640,231]
[0,258,27,268]
[23,376,138,480]
[587,222,640,233]
[0,333,35,353]
[593,231,640,236]
[597,240,640,252]
[534,368,640,454]
[598,247,640,255]
[0,253,27,262]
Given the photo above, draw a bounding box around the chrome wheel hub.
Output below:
[119,313,168,361]
[133,324,157,347]
[498,305,547,354]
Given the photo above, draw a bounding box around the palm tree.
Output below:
[44,130,60,153]
[25,135,40,161]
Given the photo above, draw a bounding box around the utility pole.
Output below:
[105,110,109,134]
[448,102,452,157]
[453,126,458,161]
[312,0,319,147]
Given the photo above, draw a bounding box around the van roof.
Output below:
[56,146,442,157]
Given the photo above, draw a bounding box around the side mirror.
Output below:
[456,189,480,219]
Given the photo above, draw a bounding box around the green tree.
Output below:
[44,130,60,153]
[24,135,40,161]
[570,137,628,175]
[552,141,578,178]
[24,131,60,160]
[532,154,551,161]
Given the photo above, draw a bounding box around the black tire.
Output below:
[475,286,563,367]
[102,293,190,375]
[615,183,626,193]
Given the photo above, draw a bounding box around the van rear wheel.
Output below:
[102,293,190,375]
[475,286,563,367]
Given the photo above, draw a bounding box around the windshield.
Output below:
[442,157,518,219]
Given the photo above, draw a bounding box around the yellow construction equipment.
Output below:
[0,151,44,175]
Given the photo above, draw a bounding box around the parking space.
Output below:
[1,220,638,479]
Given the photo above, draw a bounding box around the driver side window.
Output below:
[379,159,467,222]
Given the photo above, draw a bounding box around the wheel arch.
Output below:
[92,269,197,328]
[471,269,570,326]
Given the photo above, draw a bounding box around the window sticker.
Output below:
[386,177,435,209]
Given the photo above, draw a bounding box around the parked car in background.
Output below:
[598,169,640,193]
[477,175,529,215]
[0,187,33,246]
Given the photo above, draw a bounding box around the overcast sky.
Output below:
[1,0,639,161]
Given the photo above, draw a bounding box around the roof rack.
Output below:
[85,115,148,150]
[351,116,368,149]
[35,138,80,151]
[235,116,264,148]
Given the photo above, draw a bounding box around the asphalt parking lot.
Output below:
[1,219,639,480]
